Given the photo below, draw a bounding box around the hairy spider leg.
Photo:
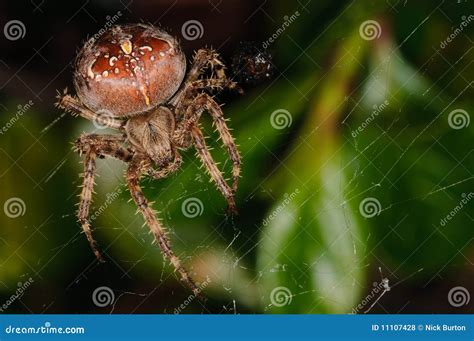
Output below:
[146,152,183,179]
[126,157,205,300]
[57,92,123,130]
[191,125,237,214]
[75,134,131,262]
[199,94,241,192]
[170,48,238,110]
[77,148,103,261]
[174,93,241,195]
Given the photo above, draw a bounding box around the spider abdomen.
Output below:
[74,24,186,117]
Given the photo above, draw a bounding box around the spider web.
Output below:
[1,0,472,315]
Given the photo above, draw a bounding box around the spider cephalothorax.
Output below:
[57,23,241,298]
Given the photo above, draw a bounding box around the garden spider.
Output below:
[57,23,241,298]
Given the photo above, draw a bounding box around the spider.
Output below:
[56,23,241,298]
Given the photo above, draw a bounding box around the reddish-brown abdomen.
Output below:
[74,24,186,116]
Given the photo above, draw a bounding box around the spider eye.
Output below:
[74,24,186,116]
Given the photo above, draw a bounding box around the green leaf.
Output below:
[257,32,369,313]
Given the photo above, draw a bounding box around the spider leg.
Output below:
[126,156,204,300]
[75,133,130,262]
[56,90,123,130]
[174,93,241,193]
[170,49,238,109]
[190,78,240,93]
[77,147,103,261]
[191,125,237,214]
[74,133,132,162]
[199,94,241,193]
[147,152,182,179]
[186,49,227,84]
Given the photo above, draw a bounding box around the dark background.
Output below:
[0,0,473,314]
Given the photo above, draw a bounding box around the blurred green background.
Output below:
[0,0,473,314]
